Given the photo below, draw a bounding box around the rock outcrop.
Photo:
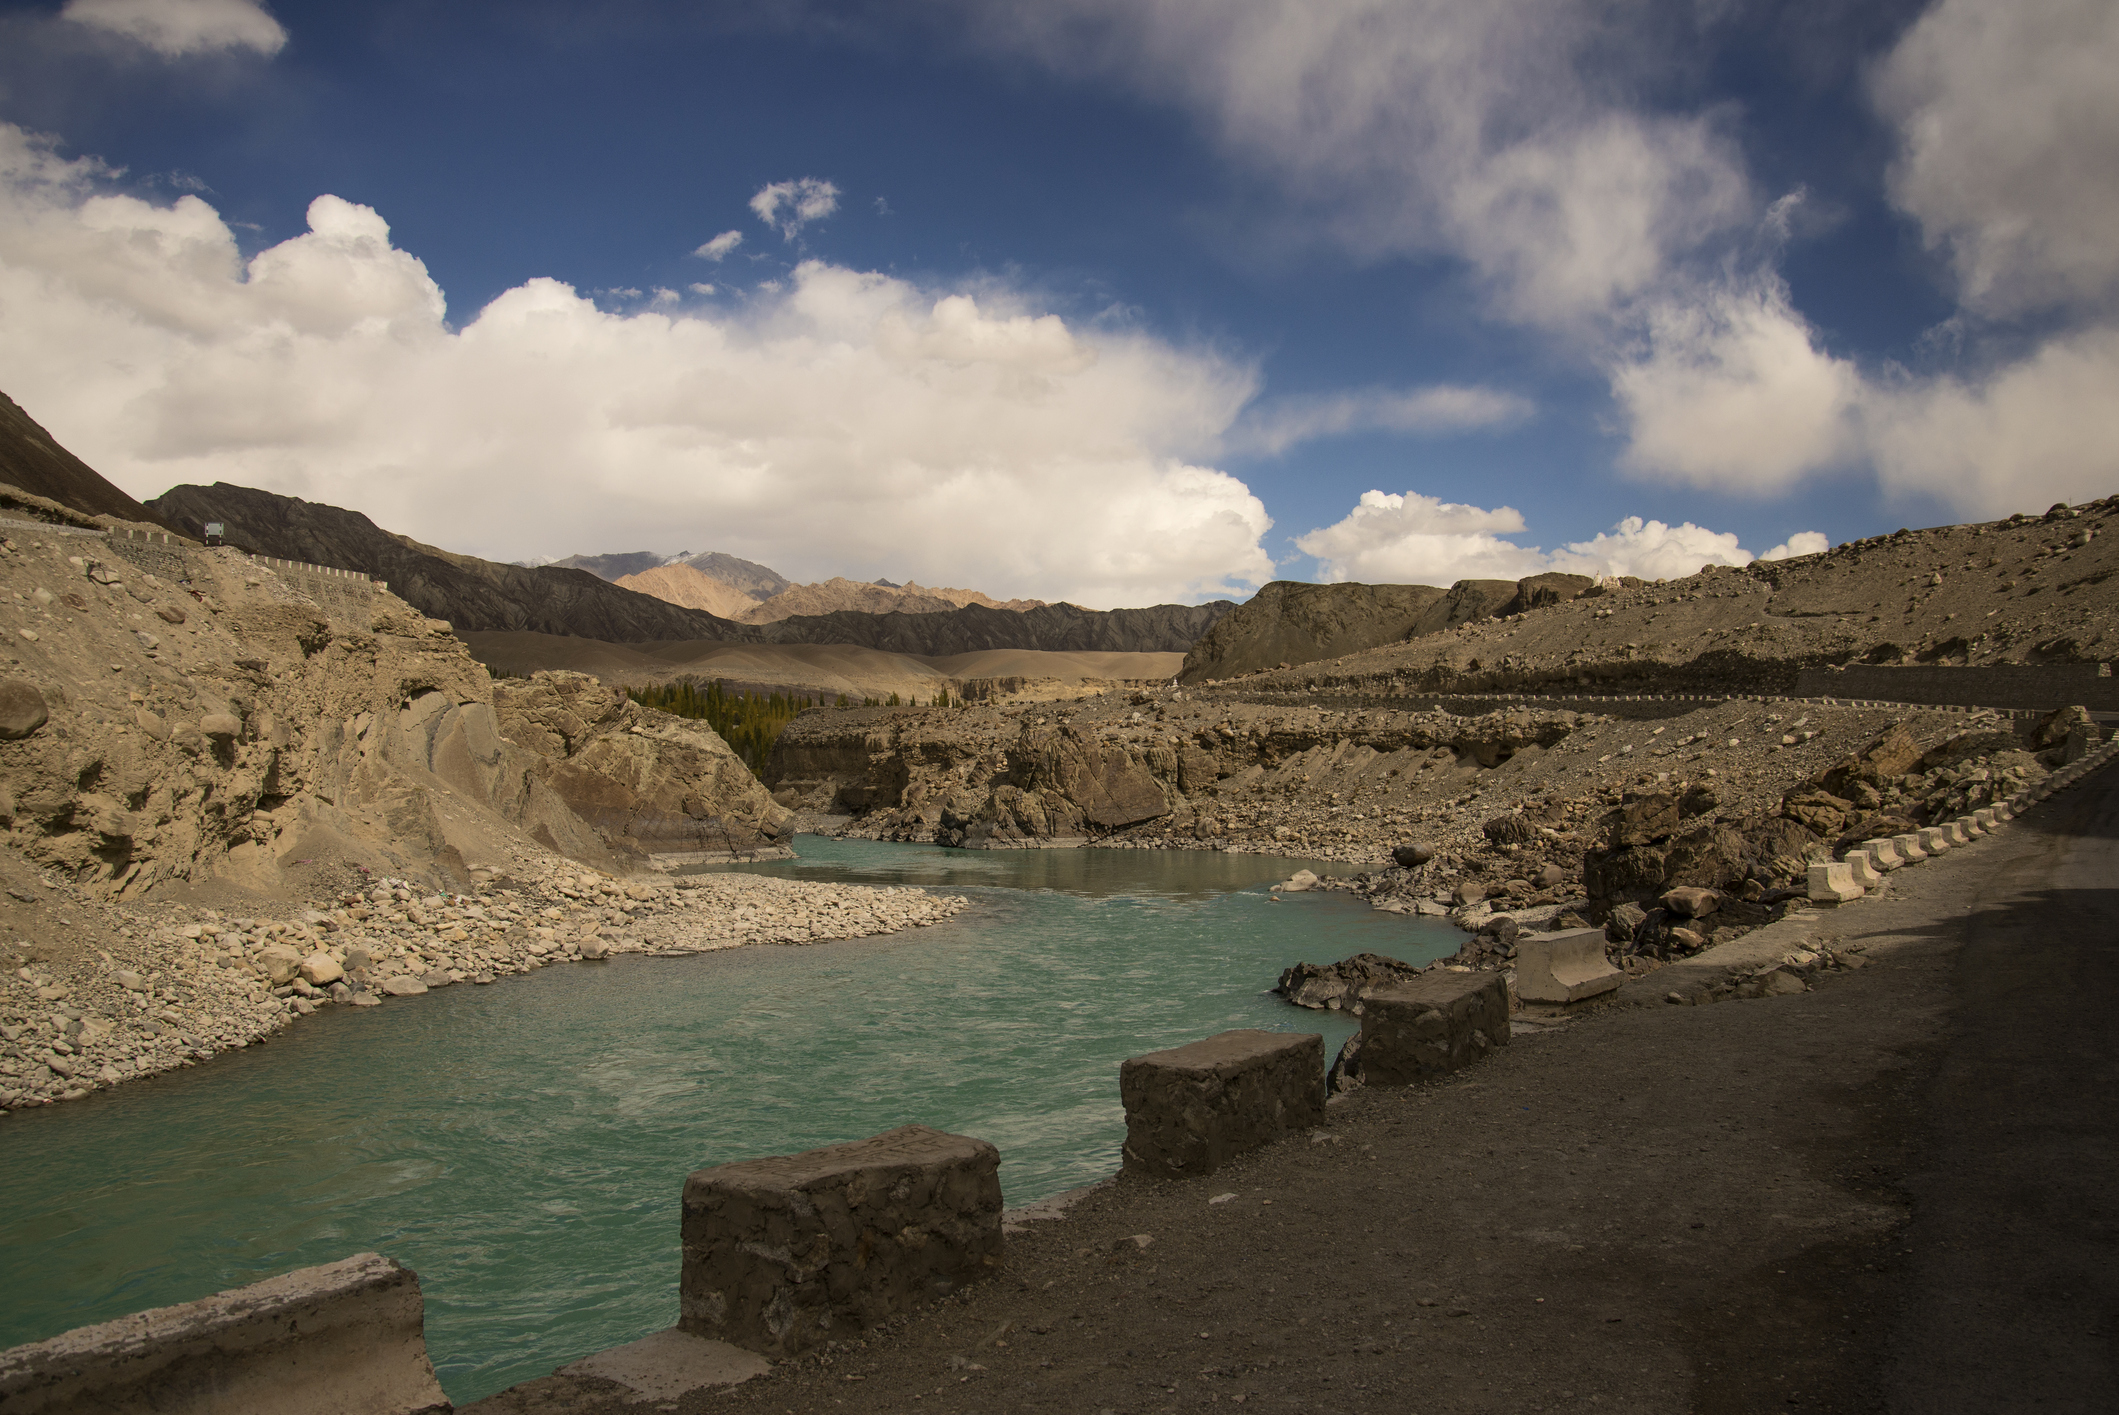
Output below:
[0,525,790,898]
[768,697,1580,849]
[494,672,792,861]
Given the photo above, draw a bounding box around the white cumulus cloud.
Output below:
[1610,279,1862,493]
[1760,531,1830,561]
[1296,489,1821,586]
[961,0,2119,523]
[1874,0,2119,318]
[960,0,1753,334]
[0,125,1271,607]
[750,178,839,241]
[61,0,286,57]
[1230,384,1531,457]
[693,230,743,261]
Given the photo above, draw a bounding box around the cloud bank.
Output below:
[0,125,1273,607]
[1295,490,1826,587]
[60,0,286,57]
[963,0,2119,519]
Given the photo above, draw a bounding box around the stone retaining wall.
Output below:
[1793,662,2119,713]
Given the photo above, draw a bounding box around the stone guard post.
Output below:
[1119,1030,1325,1179]
[680,1124,1003,1358]
[1357,971,1511,1085]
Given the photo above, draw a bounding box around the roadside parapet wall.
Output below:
[0,1252,448,1415]
[1793,662,2119,713]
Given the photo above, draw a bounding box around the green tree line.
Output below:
[626,679,821,776]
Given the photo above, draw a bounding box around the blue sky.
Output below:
[0,0,2112,606]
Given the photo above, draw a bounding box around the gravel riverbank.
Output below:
[0,858,965,1111]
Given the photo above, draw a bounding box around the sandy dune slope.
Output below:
[462,632,1180,700]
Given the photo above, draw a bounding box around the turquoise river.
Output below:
[0,838,1461,1404]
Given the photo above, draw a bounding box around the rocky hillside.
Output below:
[0,530,791,907]
[765,599,1232,655]
[767,680,2063,886]
[1180,573,1601,683]
[737,577,1047,623]
[147,483,761,643]
[556,549,793,600]
[613,563,764,620]
[1219,500,2119,699]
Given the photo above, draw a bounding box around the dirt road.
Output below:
[473,770,2119,1415]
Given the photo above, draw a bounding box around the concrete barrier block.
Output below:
[0,1252,447,1415]
[1119,1029,1325,1179]
[1972,808,1996,830]
[1843,850,1885,887]
[1892,831,1929,863]
[1808,861,1863,903]
[1945,820,1973,844]
[1357,971,1510,1085]
[1917,826,1953,854]
[1861,838,1905,870]
[679,1124,1003,1358]
[1513,927,1623,1004]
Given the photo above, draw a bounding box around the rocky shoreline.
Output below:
[0,858,965,1112]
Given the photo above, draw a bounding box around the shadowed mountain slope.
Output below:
[763,600,1232,655]
[146,483,761,642]
[0,391,174,529]
[145,482,1232,655]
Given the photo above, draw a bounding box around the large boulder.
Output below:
[0,679,48,740]
[1275,952,1424,1012]
[1005,724,1169,829]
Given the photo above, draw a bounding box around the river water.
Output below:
[0,839,1460,1403]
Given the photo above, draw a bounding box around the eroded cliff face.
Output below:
[493,672,793,862]
[766,698,1580,849]
[0,532,778,896]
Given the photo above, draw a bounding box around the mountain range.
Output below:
[139,481,1228,657]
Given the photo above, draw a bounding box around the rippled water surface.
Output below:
[0,839,1458,1403]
